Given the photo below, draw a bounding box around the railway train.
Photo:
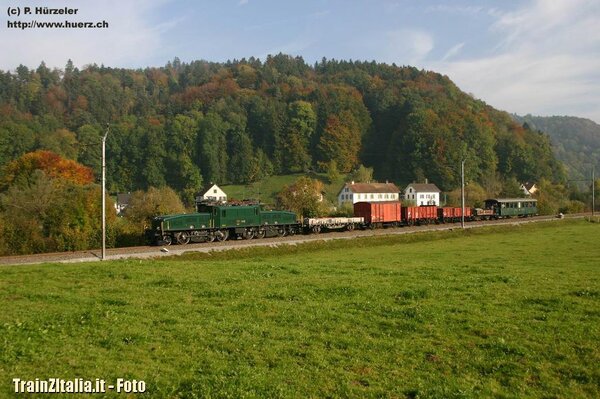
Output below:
[146,198,538,246]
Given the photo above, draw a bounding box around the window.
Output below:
[222,210,226,217]
[214,189,217,194]
[420,194,424,199]
[370,194,374,199]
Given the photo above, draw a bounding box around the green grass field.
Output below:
[1,221,599,398]
[221,173,345,205]
[221,174,306,205]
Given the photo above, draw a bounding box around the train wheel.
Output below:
[277,227,287,237]
[287,227,296,236]
[243,228,255,240]
[311,225,321,234]
[162,235,172,246]
[206,233,216,243]
[215,229,229,242]
[257,228,266,239]
[176,232,191,245]
[347,223,355,231]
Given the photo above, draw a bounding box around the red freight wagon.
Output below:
[354,201,401,227]
[402,206,438,225]
[402,206,417,225]
[438,207,473,222]
[418,205,438,223]
[453,207,472,220]
[438,207,454,222]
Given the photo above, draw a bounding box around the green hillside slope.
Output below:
[0,55,564,197]
[513,114,600,183]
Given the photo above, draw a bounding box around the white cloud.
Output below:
[238,0,249,6]
[442,42,464,61]
[385,29,434,66]
[0,0,177,70]
[431,0,600,122]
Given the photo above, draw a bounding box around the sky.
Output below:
[2,0,599,123]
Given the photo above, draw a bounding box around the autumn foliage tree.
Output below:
[124,186,187,230]
[318,111,361,172]
[0,150,94,190]
[0,151,109,255]
[277,176,327,218]
[0,170,114,255]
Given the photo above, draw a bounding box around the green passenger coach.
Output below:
[483,198,538,218]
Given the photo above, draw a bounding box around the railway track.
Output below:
[0,214,585,266]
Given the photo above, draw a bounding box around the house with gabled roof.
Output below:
[337,181,400,207]
[196,183,227,203]
[520,182,538,196]
[403,182,441,206]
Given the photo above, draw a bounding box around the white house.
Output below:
[114,193,131,215]
[520,182,538,196]
[403,183,441,206]
[337,181,400,207]
[196,183,227,203]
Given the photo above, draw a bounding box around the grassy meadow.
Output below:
[221,172,345,205]
[221,174,306,205]
[0,220,599,398]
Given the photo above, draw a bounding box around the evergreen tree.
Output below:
[197,112,228,184]
[282,100,316,172]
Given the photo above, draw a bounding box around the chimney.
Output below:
[425,178,428,184]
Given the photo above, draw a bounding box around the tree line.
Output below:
[0,55,565,196]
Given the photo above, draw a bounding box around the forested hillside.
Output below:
[0,55,564,200]
[513,114,600,183]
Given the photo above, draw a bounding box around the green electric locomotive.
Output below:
[147,203,298,245]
